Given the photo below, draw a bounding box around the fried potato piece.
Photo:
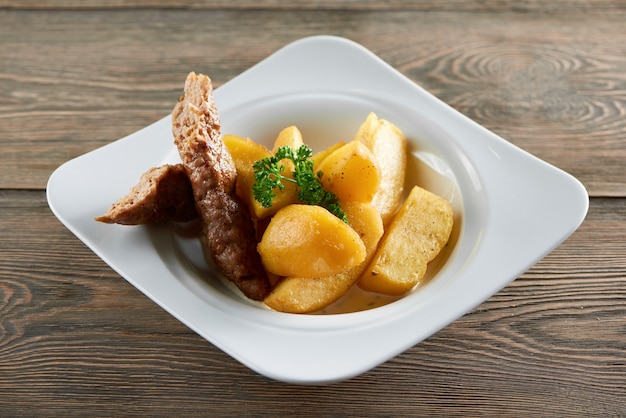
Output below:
[223,134,271,178]
[354,112,407,225]
[223,134,274,218]
[262,126,302,217]
[316,140,381,203]
[272,125,304,154]
[312,141,345,172]
[258,204,366,278]
[264,202,383,313]
[224,128,305,219]
[358,186,453,295]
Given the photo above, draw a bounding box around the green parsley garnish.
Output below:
[252,145,348,223]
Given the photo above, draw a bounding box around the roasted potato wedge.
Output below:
[258,204,366,278]
[358,186,453,295]
[223,134,271,216]
[272,125,304,153]
[354,112,407,224]
[316,140,381,203]
[224,130,301,219]
[265,202,384,313]
[312,141,345,172]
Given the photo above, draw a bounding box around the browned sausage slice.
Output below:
[172,72,271,301]
[95,164,197,225]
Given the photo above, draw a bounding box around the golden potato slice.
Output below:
[223,134,271,174]
[264,202,384,313]
[223,134,271,213]
[358,186,453,295]
[250,126,304,218]
[316,140,381,203]
[272,125,304,153]
[354,112,407,224]
[353,111,379,144]
[258,204,366,278]
[224,129,304,219]
[312,141,345,172]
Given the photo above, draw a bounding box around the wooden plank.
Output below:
[1,0,624,11]
[1,8,624,195]
[0,190,624,414]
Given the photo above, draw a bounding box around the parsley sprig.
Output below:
[252,145,347,223]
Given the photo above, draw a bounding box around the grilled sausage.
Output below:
[171,72,271,301]
[95,164,197,225]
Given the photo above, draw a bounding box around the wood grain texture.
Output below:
[1,0,625,11]
[1,2,625,415]
[1,8,625,195]
[1,192,624,415]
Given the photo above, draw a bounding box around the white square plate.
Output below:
[47,36,588,384]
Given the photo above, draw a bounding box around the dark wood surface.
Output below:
[1,2,625,416]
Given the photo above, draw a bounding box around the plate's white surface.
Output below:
[47,36,588,384]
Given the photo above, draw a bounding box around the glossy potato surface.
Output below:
[223,134,271,215]
[224,131,299,219]
[264,202,383,313]
[316,140,381,203]
[258,204,366,278]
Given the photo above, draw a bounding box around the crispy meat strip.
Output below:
[95,164,197,225]
[171,72,271,301]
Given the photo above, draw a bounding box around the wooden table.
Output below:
[2,1,625,415]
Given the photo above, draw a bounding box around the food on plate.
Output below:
[265,126,303,214]
[264,201,383,313]
[252,142,347,222]
[171,72,271,301]
[97,71,454,312]
[223,128,305,220]
[271,125,304,154]
[312,141,345,172]
[316,140,381,203]
[95,164,197,225]
[222,134,279,219]
[257,204,366,278]
[358,185,454,295]
[354,112,407,225]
